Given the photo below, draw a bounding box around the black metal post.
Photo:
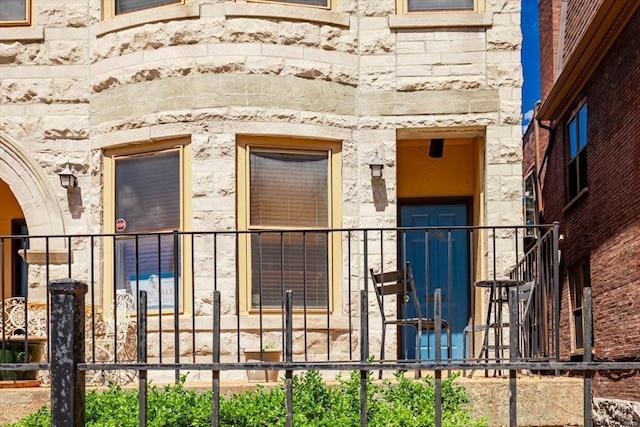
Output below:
[212,290,221,427]
[509,288,518,427]
[584,287,593,427]
[173,230,180,383]
[434,288,442,427]
[552,222,560,365]
[138,291,148,427]
[285,290,293,427]
[360,289,368,427]
[49,278,87,427]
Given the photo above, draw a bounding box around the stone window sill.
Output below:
[389,12,492,29]
[213,2,350,27]
[93,3,200,37]
[0,26,44,42]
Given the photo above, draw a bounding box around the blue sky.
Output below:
[521,0,540,131]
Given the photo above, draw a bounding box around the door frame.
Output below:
[397,197,473,359]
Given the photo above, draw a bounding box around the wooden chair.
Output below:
[370,262,451,378]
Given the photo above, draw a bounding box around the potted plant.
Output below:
[243,341,282,382]
[0,337,46,384]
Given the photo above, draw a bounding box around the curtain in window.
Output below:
[115,0,180,15]
[0,0,26,21]
[249,150,329,308]
[407,0,473,11]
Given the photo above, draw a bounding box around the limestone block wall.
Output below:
[0,0,523,364]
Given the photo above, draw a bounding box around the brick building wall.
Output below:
[538,0,561,100]
[561,0,602,66]
[537,2,640,402]
[587,5,640,400]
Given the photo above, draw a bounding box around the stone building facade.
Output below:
[1,0,523,374]
[532,0,640,421]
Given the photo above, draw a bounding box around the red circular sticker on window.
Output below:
[115,218,127,232]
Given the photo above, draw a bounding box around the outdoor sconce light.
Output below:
[429,138,444,158]
[58,163,78,189]
[369,152,384,179]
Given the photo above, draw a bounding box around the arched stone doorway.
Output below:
[0,131,67,298]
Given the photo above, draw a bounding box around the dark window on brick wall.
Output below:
[566,102,588,201]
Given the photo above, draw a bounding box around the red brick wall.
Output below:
[562,0,602,66]
[587,4,640,400]
[540,4,640,401]
[539,0,561,100]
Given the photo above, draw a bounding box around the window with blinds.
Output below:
[0,0,29,25]
[114,0,181,15]
[248,149,330,309]
[406,0,474,12]
[250,0,330,8]
[113,150,182,308]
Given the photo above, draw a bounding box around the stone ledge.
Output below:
[219,2,350,27]
[93,3,201,37]
[18,249,70,265]
[389,12,492,29]
[0,26,44,42]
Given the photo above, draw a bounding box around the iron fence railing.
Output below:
[1,225,558,368]
[3,224,630,426]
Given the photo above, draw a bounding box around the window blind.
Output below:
[249,151,328,228]
[251,232,328,308]
[115,151,180,233]
[407,0,473,11]
[248,149,330,308]
[0,0,26,21]
[115,0,180,15]
[268,0,329,7]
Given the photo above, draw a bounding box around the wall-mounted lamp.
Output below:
[58,163,78,189]
[429,138,444,158]
[369,152,384,179]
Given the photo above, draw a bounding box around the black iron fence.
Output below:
[0,225,632,426]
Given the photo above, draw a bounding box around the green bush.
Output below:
[8,371,487,427]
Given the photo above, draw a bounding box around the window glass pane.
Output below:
[115,151,180,233]
[115,235,181,310]
[573,310,584,349]
[578,149,588,192]
[250,151,328,228]
[267,0,328,7]
[568,159,578,199]
[578,104,588,150]
[568,118,578,158]
[0,0,27,21]
[407,0,474,11]
[251,232,328,308]
[116,0,180,15]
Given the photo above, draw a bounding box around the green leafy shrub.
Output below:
[8,371,487,427]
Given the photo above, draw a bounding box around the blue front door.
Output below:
[400,204,468,360]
